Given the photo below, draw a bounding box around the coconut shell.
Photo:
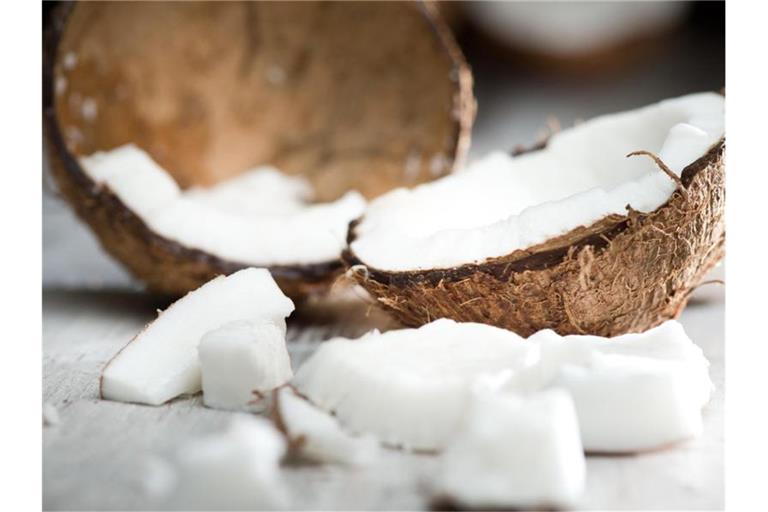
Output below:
[344,141,725,337]
[43,1,474,299]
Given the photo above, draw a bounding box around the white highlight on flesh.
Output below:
[433,389,585,509]
[292,318,712,453]
[276,387,380,467]
[351,93,724,271]
[79,145,366,266]
[153,416,287,510]
[199,320,293,412]
[101,268,294,406]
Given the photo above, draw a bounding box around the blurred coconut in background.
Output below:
[461,1,690,73]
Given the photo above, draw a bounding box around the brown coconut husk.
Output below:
[43,1,475,300]
[344,140,725,337]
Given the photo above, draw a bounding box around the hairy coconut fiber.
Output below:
[344,141,724,337]
[43,1,474,299]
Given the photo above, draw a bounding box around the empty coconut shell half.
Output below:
[345,93,724,337]
[43,1,474,300]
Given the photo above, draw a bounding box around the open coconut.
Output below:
[345,93,724,336]
[43,1,474,299]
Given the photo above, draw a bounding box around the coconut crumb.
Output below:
[43,402,60,427]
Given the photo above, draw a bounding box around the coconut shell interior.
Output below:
[49,1,472,202]
[44,1,473,298]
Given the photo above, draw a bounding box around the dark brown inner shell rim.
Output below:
[43,1,342,284]
[343,139,725,288]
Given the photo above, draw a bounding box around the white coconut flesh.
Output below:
[199,320,293,412]
[101,268,295,406]
[505,321,713,453]
[351,93,724,271]
[291,318,712,452]
[79,144,367,266]
[434,389,585,509]
[275,387,381,467]
[160,416,288,510]
[292,319,537,451]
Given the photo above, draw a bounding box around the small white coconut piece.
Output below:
[161,416,287,510]
[292,319,537,451]
[434,389,585,509]
[199,320,293,411]
[274,386,380,467]
[506,321,713,453]
[42,402,60,427]
[101,268,294,405]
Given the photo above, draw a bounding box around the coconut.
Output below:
[292,318,711,452]
[198,320,293,412]
[345,93,725,336]
[432,389,585,510]
[153,416,288,510]
[100,268,295,406]
[292,319,535,451]
[272,386,381,467]
[42,1,474,300]
[463,1,689,73]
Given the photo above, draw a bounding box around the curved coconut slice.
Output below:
[101,268,294,406]
[79,144,366,269]
[346,92,725,336]
[43,1,474,299]
[292,319,711,452]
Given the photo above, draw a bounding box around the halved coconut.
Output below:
[346,93,724,336]
[43,1,474,299]
[100,268,294,406]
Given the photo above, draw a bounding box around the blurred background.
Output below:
[43,1,725,290]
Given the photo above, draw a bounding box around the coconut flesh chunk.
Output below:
[433,389,585,509]
[350,92,724,272]
[101,268,295,406]
[506,321,714,453]
[292,318,711,452]
[154,416,288,510]
[198,320,293,412]
[79,144,366,267]
[274,386,381,467]
[293,319,538,451]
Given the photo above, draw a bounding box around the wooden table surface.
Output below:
[42,281,724,511]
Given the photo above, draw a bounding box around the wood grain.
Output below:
[43,288,723,510]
